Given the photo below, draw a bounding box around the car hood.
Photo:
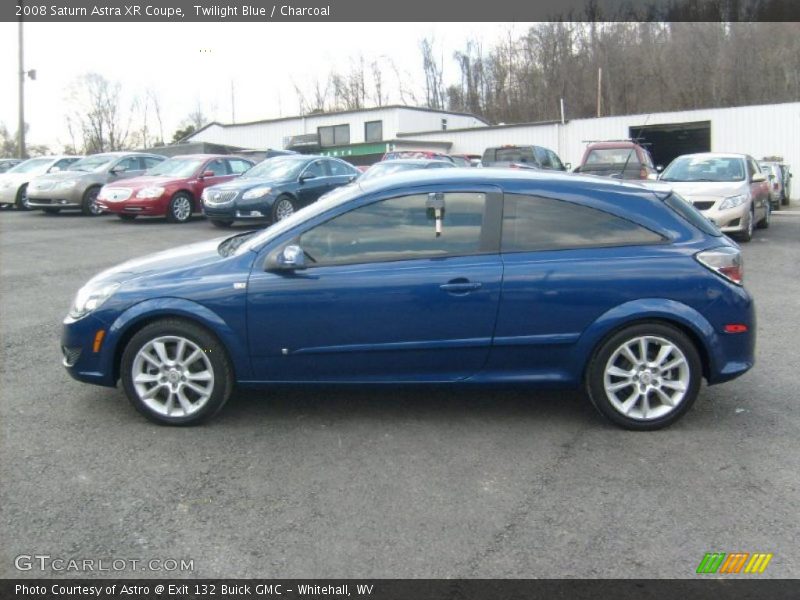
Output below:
[0,172,34,187]
[105,175,177,189]
[89,238,227,285]
[666,181,747,199]
[33,170,94,183]
[209,177,287,191]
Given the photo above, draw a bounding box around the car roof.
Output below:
[168,154,239,160]
[357,167,666,198]
[586,141,640,148]
[373,159,453,166]
[676,152,748,160]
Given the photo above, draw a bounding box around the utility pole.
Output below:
[18,19,25,158]
[596,67,602,118]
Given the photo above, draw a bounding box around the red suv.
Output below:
[97,154,254,223]
[574,141,657,180]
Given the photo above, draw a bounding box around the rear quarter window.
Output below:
[664,192,722,237]
[502,194,665,252]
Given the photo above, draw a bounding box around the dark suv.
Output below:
[480,145,568,171]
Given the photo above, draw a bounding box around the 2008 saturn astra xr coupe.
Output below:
[62,170,755,429]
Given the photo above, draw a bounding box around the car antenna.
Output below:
[619,113,652,180]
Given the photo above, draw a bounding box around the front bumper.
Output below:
[203,195,275,222]
[98,197,167,216]
[696,202,750,234]
[28,187,85,210]
[61,314,117,387]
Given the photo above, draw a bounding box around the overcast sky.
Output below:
[0,22,527,151]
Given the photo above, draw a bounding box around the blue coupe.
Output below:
[62,170,755,429]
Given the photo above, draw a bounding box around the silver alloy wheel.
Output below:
[603,335,690,421]
[131,335,215,418]
[172,196,192,221]
[274,198,294,221]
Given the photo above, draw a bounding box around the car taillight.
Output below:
[695,247,743,285]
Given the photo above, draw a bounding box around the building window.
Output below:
[318,124,350,147]
[365,120,383,142]
[441,118,448,131]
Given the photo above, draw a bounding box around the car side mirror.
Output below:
[268,244,306,271]
[656,165,664,172]
[201,170,215,178]
[299,173,317,183]
[110,165,127,174]
[751,173,766,183]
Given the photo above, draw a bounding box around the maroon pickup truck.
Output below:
[574,141,657,180]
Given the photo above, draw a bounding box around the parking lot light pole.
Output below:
[18,19,25,158]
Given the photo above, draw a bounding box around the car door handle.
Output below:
[440,280,482,293]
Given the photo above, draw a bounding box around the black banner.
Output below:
[3,579,799,600]
[3,0,800,22]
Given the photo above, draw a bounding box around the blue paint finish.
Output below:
[62,169,755,397]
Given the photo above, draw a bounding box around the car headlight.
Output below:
[57,179,78,189]
[68,282,120,320]
[136,186,165,199]
[719,194,746,210]
[242,186,272,200]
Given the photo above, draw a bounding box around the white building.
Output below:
[186,102,799,197]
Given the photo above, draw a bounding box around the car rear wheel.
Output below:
[121,319,233,425]
[166,192,193,223]
[118,214,137,221]
[586,323,702,430]
[81,186,103,216]
[210,219,233,228]
[15,184,30,210]
[272,195,295,222]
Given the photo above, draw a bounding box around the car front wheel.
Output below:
[586,323,702,430]
[166,192,193,223]
[121,319,233,425]
[81,186,104,216]
[15,184,30,210]
[272,195,295,222]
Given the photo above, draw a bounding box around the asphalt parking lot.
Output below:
[1,207,798,579]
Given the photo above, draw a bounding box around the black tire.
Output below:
[81,186,103,216]
[271,195,296,222]
[166,192,194,223]
[756,202,770,229]
[118,214,137,221]
[781,195,789,206]
[43,207,61,215]
[210,219,233,228]
[586,322,702,431]
[14,184,30,210]
[120,319,233,425]
[737,209,754,242]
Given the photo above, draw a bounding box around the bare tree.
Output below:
[420,37,446,110]
[64,73,132,153]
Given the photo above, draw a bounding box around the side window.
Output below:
[749,159,761,180]
[302,160,327,179]
[300,192,488,266]
[228,159,252,175]
[502,194,664,252]
[327,159,355,177]
[116,157,141,172]
[53,158,78,170]
[745,159,756,180]
[206,158,228,176]
[546,150,564,170]
[534,147,551,168]
[143,156,163,169]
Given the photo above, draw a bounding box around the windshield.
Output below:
[146,158,204,178]
[243,157,306,180]
[661,156,745,182]
[359,162,424,182]
[235,183,363,256]
[8,157,53,174]
[68,154,117,173]
[585,148,639,165]
[483,147,535,165]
